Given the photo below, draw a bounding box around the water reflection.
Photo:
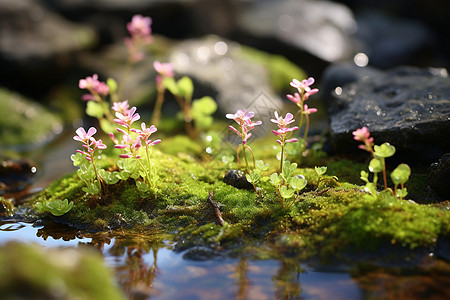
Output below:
[6,221,447,299]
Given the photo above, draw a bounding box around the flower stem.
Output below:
[151,86,166,125]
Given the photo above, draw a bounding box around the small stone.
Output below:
[223,169,253,190]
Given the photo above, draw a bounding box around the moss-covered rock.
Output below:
[0,242,125,300]
[30,141,450,263]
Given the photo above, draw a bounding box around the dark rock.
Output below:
[0,0,96,96]
[0,158,37,197]
[435,236,450,263]
[326,66,450,164]
[321,62,383,99]
[223,169,253,190]
[429,154,450,200]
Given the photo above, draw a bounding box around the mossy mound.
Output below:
[0,242,125,300]
[31,142,450,262]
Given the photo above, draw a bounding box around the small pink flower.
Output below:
[290,77,319,101]
[132,123,161,147]
[112,100,130,115]
[352,126,371,142]
[127,15,152,38]
[79,74,99,90]
[94,81,109,97]
[303,104,317,115]
[154,61,174,78]
[114,106,140,129]
[91,138,107,150]
[226,109,261,144]
[286,92,301,105]
[271,112,298,146]
[73,127,97,142]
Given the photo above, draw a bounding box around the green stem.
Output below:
[303,113,310,148]
[242,142,250,174]
[151,86,166,125]
[382,158,388,190]
[279,144,285,172]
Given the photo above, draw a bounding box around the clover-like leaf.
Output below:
[290,176,307,192]
[162,77,178,95]
[396,187,408,198]
[177,76,194,100]
[99,169,120,185]
[315,166,327,176]
[256,160,269,171]
[71,152,85,167]
[280,185,295,199]
[374,142,396,158]
[360,170,369,183]
[269,173,281,186]
[107,78,118,94]
[45,199,74,216]
[368,158,383,173]
[136,181,150,192]
[390,163,411,185]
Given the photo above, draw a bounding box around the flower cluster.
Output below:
[73,127,107,162]
[352,126,374,153]
[79,74,109,102]
[271,112,298,146]
[153,61,174,86]
[125,14,153,62]
[226,109,262,145]
[286,77,319,148]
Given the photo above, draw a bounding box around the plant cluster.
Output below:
[353,127,411,200]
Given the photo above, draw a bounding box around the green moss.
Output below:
[31,144,450,260]
[0,242,125,300]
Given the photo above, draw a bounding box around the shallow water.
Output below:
[0,221,364,300]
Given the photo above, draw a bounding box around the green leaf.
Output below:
[364,182,377,195]
[82,181,100,195]
[99,118,116,134]
[360,170,369,183]
[162,77,178,95]
[99,169,120,185]
[256,160,269,171]
[290,176,307,192]
[280,185,295,199]
[45,199,74,216]
[136,181,150,192]
[177,76,194,100]
[192,96,217,115]
[315,166,327,176]
[390,163,411,185]
[86,101,105,119]
[269,173,281,186]
[71,152,85,167]
[77,164,96,181]
[369,158,383,173]
[282,160,297,178]
[396,187,408,198]
[107,78,117,94]
[374,142,396,158]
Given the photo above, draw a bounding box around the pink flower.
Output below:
[94,81,109,97]
[286,92,301,105]
[112,100,130,115]
[115,132,141,159]
[271,112,298,145]
[154,61,174,78]
[127,15,152,38]
[91,138,107,150]
[132,123,161,147]
[114,106,140,129]
[303,104,317,115]
[226,109,261,144]
[79,74,99,90]
[290,77,319,100]
[352,126,374,152]
[73,127,97,142]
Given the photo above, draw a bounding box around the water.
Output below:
[0,221,363,299]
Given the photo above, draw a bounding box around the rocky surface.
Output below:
[429,153,450,200]
[324,66,450,163]
[238,0,357,63]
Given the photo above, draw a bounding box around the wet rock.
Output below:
[238,0,357,63]
[169,35,290,136]
[0,88,63,151]
[223,169,253,190]
[326,66,450,163]
[429,154,450,200]
[0,158,37,198]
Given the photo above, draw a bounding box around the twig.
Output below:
[207,190,225,226]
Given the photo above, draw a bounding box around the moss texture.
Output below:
[31,138,450,261]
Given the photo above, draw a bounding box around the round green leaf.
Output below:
[374,142,396,158]
[315,166,327,176]
[390,163,411,185]
[86,101,105,119]
[369,158,383,173]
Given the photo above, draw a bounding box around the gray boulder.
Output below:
[326,66,450,163]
